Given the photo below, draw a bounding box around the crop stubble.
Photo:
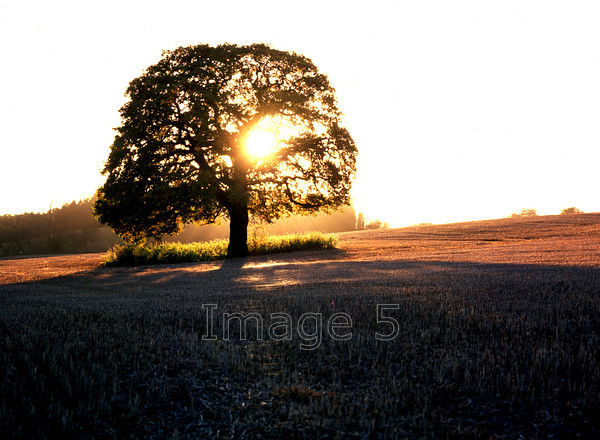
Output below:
[0,214,599,438]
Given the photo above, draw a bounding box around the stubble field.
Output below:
[1,214,599,439]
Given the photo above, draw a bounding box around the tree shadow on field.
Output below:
[1,250,600,440]
[0,249,599,301]
[218,256,247,271]
[215,256,246,280]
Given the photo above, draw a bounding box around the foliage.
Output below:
[510,208,538,218]
[104,240,229,266]
[0,199,356,257]
[364,219,390,230]
[104,232,338,266]
[94,43,357,257]
[0,198,120,256]
[249,231,337,255]
[355,213,389,230]
[168,205,357,244]
[561,206,583,215]
[256,205,356,236]
[355,212,365,230]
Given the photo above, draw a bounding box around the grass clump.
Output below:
[104,232,338,266]
[249,231,338,255]
[104,240,229,266]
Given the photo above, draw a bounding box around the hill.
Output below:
[338,212,600,266]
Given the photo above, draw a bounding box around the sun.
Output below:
[244,128,279,159]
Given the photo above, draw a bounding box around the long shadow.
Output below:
[0,248,349,288]
[0,248,598,299]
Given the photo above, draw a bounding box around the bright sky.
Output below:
[1,0,599,226]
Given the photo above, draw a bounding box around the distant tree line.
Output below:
[509,207,585,218]
[510,208,538,218]
[161,206,358,245]
[355,212,390,230]
[0,198,121,257]
[0,199,359,257]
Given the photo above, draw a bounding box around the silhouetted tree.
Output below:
[365,219,390,230]
[94,43,357,257]
[356,212,365,230]
[511,208,537,218]
[561,207,583,215]
[365,219,382,230]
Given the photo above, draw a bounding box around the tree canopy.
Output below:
[560,207,583,215]
[94,43,357,257]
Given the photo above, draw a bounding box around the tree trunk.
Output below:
[227,204,249,258]
[227,152,250,258]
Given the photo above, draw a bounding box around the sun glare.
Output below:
[245,128,279,159]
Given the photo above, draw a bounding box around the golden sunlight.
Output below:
[244,128,279,159]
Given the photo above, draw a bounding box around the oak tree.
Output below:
[94,43,357,257]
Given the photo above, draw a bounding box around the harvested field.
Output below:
[1,214,599,438]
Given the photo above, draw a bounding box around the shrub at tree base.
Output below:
[104,232,338,266]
